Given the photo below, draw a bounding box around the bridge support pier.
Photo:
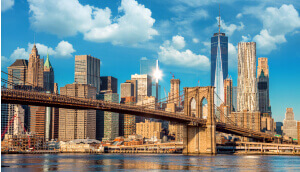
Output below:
[183,86,216,155]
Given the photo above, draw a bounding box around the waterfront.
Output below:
[2,154,300,171]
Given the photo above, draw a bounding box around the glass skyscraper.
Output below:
[211,32,228,106]
[140,58,161,101]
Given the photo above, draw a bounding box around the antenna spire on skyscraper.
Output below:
[218,4,221,34]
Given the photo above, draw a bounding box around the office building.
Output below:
[136,119,162,139]
[282,108,298,139]
[257,57,271,115]
[224,78,233,113]
[297,121,300,145]
[211,14,228,106]
[232,87,237,112]
[100,76,118,93]
[59,84,96,141]
[140,58,161,101]
[75,55,101,93]
[97,92,119,141]
[119,97,136,138]
[131,74,152,103]
[237,42,258,112]
[168,79,180,107]
[27,44,44,88]
[275,122,283,135]
[44,54,54,92]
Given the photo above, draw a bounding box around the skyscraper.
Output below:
[97,92,119,141]
[168,78,180,107]
[59,84,96,141]
[75,55,101,93]
[44,53,54,92]
[224,78,233,113]
[282,108,297,139]
[27,44,44,88]
[100,76,118,93]
[237,42,258,112]
[140,58,161,101]
[131,74,152,103]
[257,57,271,115]
[211,12,228,106]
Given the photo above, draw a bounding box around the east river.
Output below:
[2,154,300,171]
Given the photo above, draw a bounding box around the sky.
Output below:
[1,0,300,122]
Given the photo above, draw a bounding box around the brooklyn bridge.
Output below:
[1,71,286,154]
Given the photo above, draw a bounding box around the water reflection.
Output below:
[2,154,300,171]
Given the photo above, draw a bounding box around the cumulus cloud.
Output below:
[28,0,158,45]
[172,35,185,49]
[242,34,251,42]
[217,17,244,36]
[192,38,199,43]
[158,35,209,70]
[253,30,286,54]
[252,4,300,54]
[2,0,14,12]
[1,41,76,67]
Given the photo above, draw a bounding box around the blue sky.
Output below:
[1,0,300,122]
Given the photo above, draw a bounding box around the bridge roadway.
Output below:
[1,89,277,141]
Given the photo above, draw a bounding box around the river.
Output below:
[2,154,300,171]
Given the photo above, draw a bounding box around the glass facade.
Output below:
[211,33,228,86]
[140,58,161,100]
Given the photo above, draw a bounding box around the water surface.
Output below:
[2,154,300,171]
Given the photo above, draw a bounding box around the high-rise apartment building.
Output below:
[75,55,101,93]
[257,57,271,115]
[224,78,233,113]
[59,84,96,141]
[27,44,44,88]
[282,108,298,139]
[237,42,258,112]
[97,92,119,141]
[168,79,180,107]
[44,54,54,92]
[100,76,118,93]
[131,74,152,103]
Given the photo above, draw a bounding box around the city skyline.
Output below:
[2,0,300,122]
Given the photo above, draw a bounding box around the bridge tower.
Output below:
[183,86,216,154]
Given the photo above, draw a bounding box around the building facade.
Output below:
[100,76,118,93]
[43,54,54,92]
[75,55,101,93]
[237,42,258,112]
[97,92,119,141]
[136,119,162,139]
[257,57,271,115]
[224,78,233,113]
[282,108,298,139]
[59,84,96,141]
[168,79,180,107]
[27,44,44,88]
[131,74,152,103]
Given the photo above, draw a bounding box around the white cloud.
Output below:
[174,0,236,7]
[1,0,14,12]
[192,38,199,43]
[200,41,210,53]
[228,43,237,69]
[172,35,185,49]
[251,4,300,54]
[236,13,243,19]
[217,17,244,36]
[253,30,286,54]
[158,35,209,70]
[242,34,251,42]
[28,0,158,46]
[1,41,76,67]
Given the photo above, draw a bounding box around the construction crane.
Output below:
[1,114,32,150]
[170,72,174,79]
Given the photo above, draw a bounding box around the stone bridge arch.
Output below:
[183,86,216,154]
